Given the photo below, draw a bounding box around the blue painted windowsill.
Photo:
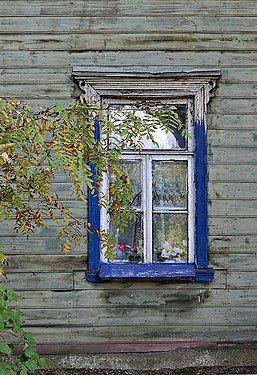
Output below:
[86,263,214,282]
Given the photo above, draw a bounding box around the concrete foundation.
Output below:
[34,344,257,375]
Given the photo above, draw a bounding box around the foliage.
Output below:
[0,97,184,373]
[0,97,185,264]
[0,286,48,374]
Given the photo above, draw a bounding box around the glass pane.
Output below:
[109,104,187,151]
[142,104,187,150]
[153,214,188,262]
[170,105,187,149]
[152,161,187,210]
[110,214,143,263]
[120,160,142,208]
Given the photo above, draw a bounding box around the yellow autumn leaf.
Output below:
[0,251,7,264]
[62,244,70,254]
[0,267,5,276]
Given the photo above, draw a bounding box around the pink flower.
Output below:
[118,243,126,251]
[130,245,138,253]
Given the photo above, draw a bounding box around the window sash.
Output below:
[100,153,194,264]
[100,100,194,265]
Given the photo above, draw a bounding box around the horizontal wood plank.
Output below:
[28,326,257,344]
[0,236,85,255]
[209,147,257,163]
[13,288,257,309]
[20,306,257,326]
[208,182,257,199]
[209,130,257,146]
[14,289,209,308]
[4,254,86,272]
[3,199,87,218]
[3,51,257,69]
[208,164,257,182]
[208,114,257,130]
[209,253,257,270]
[209,99,257,115]
[208,199,257,217]
[209,235,257,254]
[25,327,257,346]
[2,1,257,17]
[0,221,64,237]
[0,217,87,237]
[209,217,257,236]
[2,16,257,34]
[1,83,73,100]
[227,271,257,289]
[2,272,73,290]
[2,33,257,52]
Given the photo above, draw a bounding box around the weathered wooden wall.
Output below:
[1,0,257,345]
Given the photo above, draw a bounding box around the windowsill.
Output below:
[86,263,214,282]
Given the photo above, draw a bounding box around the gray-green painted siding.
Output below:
[1,0,257,344]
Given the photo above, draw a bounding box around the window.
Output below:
[73,70,221,282]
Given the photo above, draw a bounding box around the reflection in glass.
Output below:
[152,161,187,210]
[137,104,187,150]
[119,160,142,208]
[169,105,187,149]
[153,214,188,262]
[110,214,143,263]
[109,104,187,151]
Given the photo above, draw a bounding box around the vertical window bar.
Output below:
[188,157,195,263]
[147,155,153,263]
[100,171,109,263]
[143,155,153,263]
[87,116,101,281]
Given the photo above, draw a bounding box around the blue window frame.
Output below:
[86,117,213,282]
[72,70,221,283]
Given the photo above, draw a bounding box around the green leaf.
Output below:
[0,311,8,321]
[6,289,17,302]
[0,341,12,355]
[25,358,37,373]
[8,309,21,324]
[19,351,29,363]
[24,347,37,358]
[0,363,16,375]
[23,332,36,345]
[12,324,22,334]
[20,365,28,375]
[38,357,48,369]
[0,285,5,293]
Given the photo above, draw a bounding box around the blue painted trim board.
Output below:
[86,117,101,282]
[194,119,209,269]
[99,263,196,280]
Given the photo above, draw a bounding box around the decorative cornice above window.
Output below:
[72,69,221,120]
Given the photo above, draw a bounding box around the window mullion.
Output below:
[188,157,195,263]
[143,155,153,263]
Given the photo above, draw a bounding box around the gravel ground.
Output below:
[35,366,257,375]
